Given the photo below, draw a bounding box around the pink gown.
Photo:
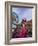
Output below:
[19,26,27,37]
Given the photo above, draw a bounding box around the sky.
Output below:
[12,7,32,23]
